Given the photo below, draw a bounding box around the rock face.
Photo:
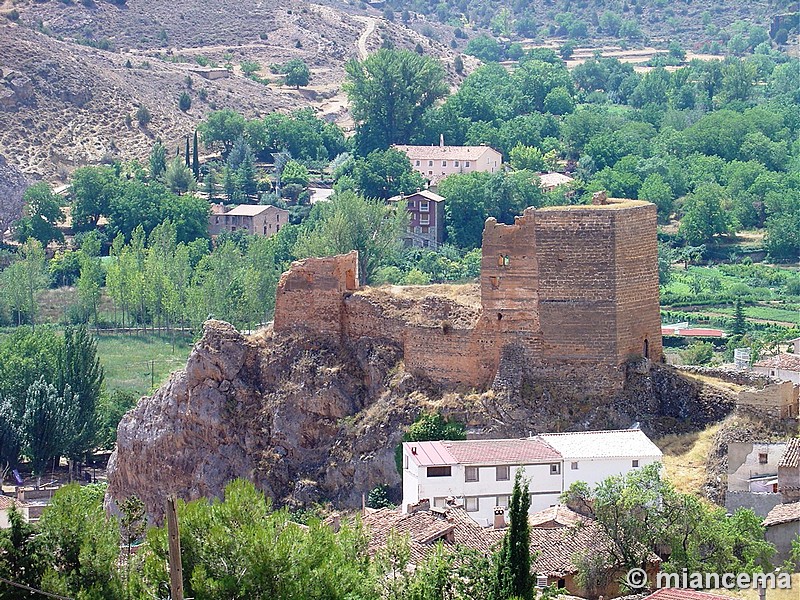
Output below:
[0,154,28,235]
[107,312,739,521]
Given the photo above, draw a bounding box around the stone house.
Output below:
[388,189,445,249]
[401,429,662,526]
[752,352,800,384]
[779,438,800,503]
[393,141,502,186]
[762,501,800,564]
[209,204,289,238]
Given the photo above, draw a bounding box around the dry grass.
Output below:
[360,283,481,309]
[656,423,722,495]
[679,371,747,394]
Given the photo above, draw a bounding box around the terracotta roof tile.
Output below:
[0,495,25,510]
[753,353,800,372]
[393,144,501,162]
[762,501,800,527]
[529,505,585,529]
[405,438,561,467]
[779,438,800,469]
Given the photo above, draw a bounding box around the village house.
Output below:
[208,203,289,238]
[393,140,502,186]
[537,172,574,192]
[401,429,663,526]
[762,500,800,564]
[388,189,445,249]
[752,352,800,384]
[778,437,800,503]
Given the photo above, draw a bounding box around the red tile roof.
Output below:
[529,505,585,529]
[753,353,800,372]
[647,589,735,600]
[762,501,800,527]
[779,438,800,469]
[662,327,726,337]
[405,438,561,467]
[0,495,25,510]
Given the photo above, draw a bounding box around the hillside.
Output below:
[0,0,465,180]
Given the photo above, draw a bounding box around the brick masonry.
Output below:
[273,200,663,395]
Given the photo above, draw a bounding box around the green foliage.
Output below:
[367,484,394,509]
[680,340,715,365]
[148,141,166,180]
[70,166,119,231]
[13,182,64,246]
[509,144,545,172]
[679,183,736,245]
[295,190,406,284]
[165,156,195,194]
[135,105,151,127]
[493,469,532,600]
[344,48,448,154]
[281,160,310,187]
[283,58,311,88]
[465,35,503,62]
[352,148,425,199]
[178,91,192,112]
[198,109,247,155]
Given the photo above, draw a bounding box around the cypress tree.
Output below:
[185,136,191,168]
[732,299,746,335]
[192,130,200,179]
[493,468,532,600]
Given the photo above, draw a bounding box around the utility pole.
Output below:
[166,496,184,600]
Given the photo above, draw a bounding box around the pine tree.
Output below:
[493,468,532,600]
[192,130,200,179]
[149,141,166,180]
[733,299,746,335]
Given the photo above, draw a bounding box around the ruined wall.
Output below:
[737,381,800,419]
[272,200,662,394]
[273,251,359,335]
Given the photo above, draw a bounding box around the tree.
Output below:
[294,190,406,284]
[344,48,448,154]
[679,183,736,245]
[20,377,75,478]
[283,58,311,89]
[543,86,575,115]
[149,141,167,180]
[0,506,46,596]
[732,299,746,335]
[165,156,195,194]
[454,54,464,75]
[493,469,532,600]
[465,35,503,62]
[198,109,247,156]
[192,130,200,179]
[13,182,64,246]
[509,144,545,172]
[70,165,119,231]
[178,91,191,112]
[135,105,151,127]
[281,160,310,188]
[352,148,425,199]
[638,173,674,223]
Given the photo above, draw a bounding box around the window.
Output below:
[428,171,433,175]
[276,225,280,232]
[215,216,219,223]
[433,497,446,507]
[421,226,429,234]
[442,160,447,167]
[419,201,430,212]
[277,214,280,222]
[404,456,409,469]
[465,466,479,482]
[465,496,479,512]
[427,466,451,477]
[420,214,430,226]
[632,460,640,468]
[759,453,768,465]
[454,160,460,167]
[428,160,434,166]
[465,161,471,168]
[496,495,510,508]
[571,461,579,470]
[415,160,420,166]
[407,200,415,209]
[496,465,510,481]
[550,463,561,475]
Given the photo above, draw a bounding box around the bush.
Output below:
[135,105,151,127]
[680,341,716,365]
[367,484,394,509]
[178,92,191,112]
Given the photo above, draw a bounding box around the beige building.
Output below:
[393,142,502,185]
[537,172,574,192]
[209,204,290,238]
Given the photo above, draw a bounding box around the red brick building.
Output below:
[389,190,445,249]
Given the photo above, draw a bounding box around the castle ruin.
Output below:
[274,197,662,396]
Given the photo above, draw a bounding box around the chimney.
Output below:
[440,134,445,147]
[591,190,608,205]
[411,446,417,455]
[493,507,507,529]
[408,498,431,514]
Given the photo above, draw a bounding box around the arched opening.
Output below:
[497,313,503,321]
[345,269,356,290]
[643,338,649,359]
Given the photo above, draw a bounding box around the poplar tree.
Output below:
[185,136,191,168]
[192,130,200,179]
[493,468,532,600]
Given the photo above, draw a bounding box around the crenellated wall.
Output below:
[272,199,663,394]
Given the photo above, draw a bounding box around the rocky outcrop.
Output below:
[107,313,749,521]
[0,154,28,235]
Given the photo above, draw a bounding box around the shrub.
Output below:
[178,91,191,112]
[135,105,151,126]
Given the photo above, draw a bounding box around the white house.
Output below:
[752,353,800,384]
[393,141,502,186]
[401,429,663,526]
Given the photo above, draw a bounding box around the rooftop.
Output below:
[405,438,561,467]
[0,495,25,510]
[537,172,574,188]
[753,352,800,372]
[393,144,501,161]
[528,505,586,529]
[225,204,288,217]
[779,438,800,469]
[388,189,445,203]
[762,501,800,527]
[539,429,663,460]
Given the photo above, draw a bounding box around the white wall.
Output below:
[561,456,661,490]
[728,443,787,492]
[752,365,800,384]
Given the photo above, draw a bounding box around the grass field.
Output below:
[657,423,723,495]
[95,333,194,396]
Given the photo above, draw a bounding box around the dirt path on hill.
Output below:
[353,15,377,61]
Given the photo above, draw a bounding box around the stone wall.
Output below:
[273,251,359,336]
[724,491,783,518]
[273,200,663,395]
[737,381,799,420]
